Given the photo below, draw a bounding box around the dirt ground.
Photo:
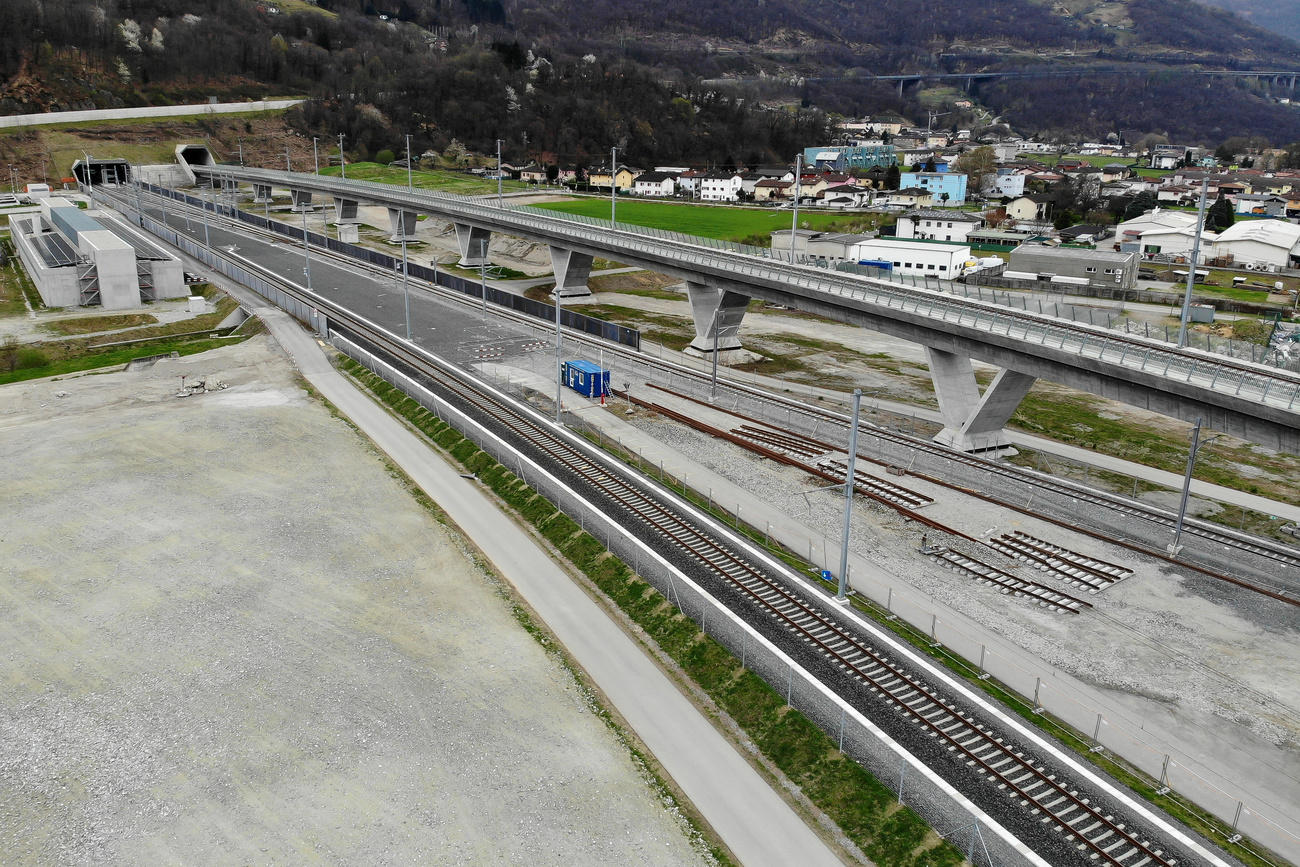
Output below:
[0,336,707,865]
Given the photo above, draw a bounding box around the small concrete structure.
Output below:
[333,196,360,223]
[174,143,215,186]
[549,246,594,299]
[927,348,1036,456]
[290,189,313,213]
[454,223,491,267]
[387,208,418,242]
[685,282,749,357]
[253,183,274,204]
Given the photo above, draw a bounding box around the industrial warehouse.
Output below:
[10,198,186,310]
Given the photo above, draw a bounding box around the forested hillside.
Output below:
[3,0,1300,167]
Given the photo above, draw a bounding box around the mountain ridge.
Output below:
[3,0,1300,166]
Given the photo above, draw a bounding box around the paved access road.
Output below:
[172,221,847,865]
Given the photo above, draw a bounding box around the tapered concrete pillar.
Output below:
[388,208,418,242]
[290,189,312,212]
[454,223,491,266]
[333,197,360,224]
[548,246,594,299]
[252,183,273,203]
[684,282,749,355]
[926,347,1036,456]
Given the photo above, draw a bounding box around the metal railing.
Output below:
[194,166,1300,413]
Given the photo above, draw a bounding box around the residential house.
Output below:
[1156,185,1196,205]
[676,169,704,197]
[1233,193,1288,216]
[1149,147,1187,170]
[883,187,935,208]
[894,208,982,243]
[557,166,580,183]
[519,164,549,184]
[1004,193,1054,223]
[739,171,766,197]
[1213,220,1300,268]
[700,170,744,202]
[754,179,792,202]
[984,168,1026,198]
[587,165,641,191]
[633,170,678,197]
[898,170,967,205]
[865,118,905,136]
[819,184,872,208]
[1099,164,1134,183]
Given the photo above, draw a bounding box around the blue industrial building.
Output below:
[898,170,968,205]
[561,359,610,398]
[803,145,897,172]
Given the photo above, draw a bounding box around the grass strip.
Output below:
[338,355,963,867]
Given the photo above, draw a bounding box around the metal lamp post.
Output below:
[301,203,313,291]
[1169,418,1220,555]
[836,389,863,602]
[554,284,563,424]
[312,137,320,175]
[400,234,410,340]
[496,138,503,207]
[201,186,211,247]
[285,147,291,172]
[610,146,618,223]
[1176,178,1211,348]
[479,237,489,318]
[406,134,413,189]
[338,133,346,178]
[238,138,244,167]
[709,309,721,403]
[790,152,803,263]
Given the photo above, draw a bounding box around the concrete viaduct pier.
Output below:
[192,165,1300,456]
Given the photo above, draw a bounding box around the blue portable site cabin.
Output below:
[561,360,610,398]
[857,258,893,271]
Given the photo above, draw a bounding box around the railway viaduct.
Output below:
[192,164,1300,457]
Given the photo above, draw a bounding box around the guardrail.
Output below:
[141,182,640,350]
[193,166,1300,415]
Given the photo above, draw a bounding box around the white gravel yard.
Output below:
[616,410,1300,811]
[0,337,708,866]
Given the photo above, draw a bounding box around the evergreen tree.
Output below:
[1208,193,1235,231]
[884,164,901,190]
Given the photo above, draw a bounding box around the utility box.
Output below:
[561,359,609,398]
[1189,304,1215,324]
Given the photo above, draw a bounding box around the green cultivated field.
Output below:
[532,199,874,244]
[319,162,526,195]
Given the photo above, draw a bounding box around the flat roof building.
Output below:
[11,198,186,309]
[848,238,974,278]
[1007,245,1139,290]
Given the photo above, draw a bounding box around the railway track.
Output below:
[106,187,1219,865]
[118,184,1300,605]
[640,382,1300,606]
[338,323,1181,867]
